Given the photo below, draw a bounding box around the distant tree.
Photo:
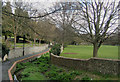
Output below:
[31,19,58,44]
[2,1,62,46]
[13,1,31,48]
[2,2,13,42]
[47,2,79,45]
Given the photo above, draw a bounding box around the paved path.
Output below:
[2,48,49,81]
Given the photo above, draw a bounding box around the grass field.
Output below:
[60,45,118,59]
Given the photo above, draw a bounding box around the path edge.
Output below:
[8,49,49,81]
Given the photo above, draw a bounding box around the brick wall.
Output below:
[51,53,120,75]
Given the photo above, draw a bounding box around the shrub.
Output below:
[75,78,80,80]
[57,73,73,81]
[50,44,61,56]
[55,68,64,73]
[2,43,10,59]
[45,71,58,78]
[39,65,49,73]
[70,71,81,76]
[40,68,48,73]
[37,55,50,63]
[33,61,40,64]
[21,72,29,77]
[15,63,25,73]
[22,62,32,66]
[81,75,91,80]
[50,65,58,70]
[45,64,50,68]
[39,63,46,67]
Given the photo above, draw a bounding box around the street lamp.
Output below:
[23,35,25,56]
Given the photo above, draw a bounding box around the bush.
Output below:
[22,62,32,66]
[15,63,25,73]
[55,68,64,73]
[39,63,46,67]
[39,64,49,73]
[50,65,58,70]
[34,54,50,64]
[50,44,61,56]
[2,43,10,59]
[40,67,48,73]
[57,73,73,81]
[70,71,81,76]
[21,72,29,77]
[81,75,91,80]
[45,71,58,78]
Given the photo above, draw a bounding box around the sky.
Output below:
[2,0,119,34]
[3,0,120,11]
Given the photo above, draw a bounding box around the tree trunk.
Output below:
[93,43,99,57]
[39,39,41,46]
[16,36,19,43]
[14,33,16,49]
[62,43,64,50]
[34,37,36,46]
[14,22,17,49]
[34,33,36,46]
[5,35,7,41]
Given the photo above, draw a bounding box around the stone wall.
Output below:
[51,53,120,75]
[8,44,48,59]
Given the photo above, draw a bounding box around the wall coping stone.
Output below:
[51,53,120,61]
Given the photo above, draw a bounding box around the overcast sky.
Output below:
[3,0,119,11]
[3,0,119,33]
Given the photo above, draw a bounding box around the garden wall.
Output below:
[51,53,120,76]
[8,44,48,59]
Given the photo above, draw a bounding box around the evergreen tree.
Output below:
[2,2,13,41]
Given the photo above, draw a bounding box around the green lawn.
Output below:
[60,45,118,59]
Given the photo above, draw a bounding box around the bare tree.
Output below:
[47,2,79,45]
[73,0,119,57]
[2,1,61,19]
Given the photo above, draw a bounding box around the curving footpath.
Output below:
[2,48,49,81]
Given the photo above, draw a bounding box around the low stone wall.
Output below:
[51,53,120,75]
[8,44,48,59]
